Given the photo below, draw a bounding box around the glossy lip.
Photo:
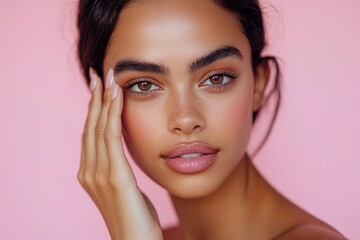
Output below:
[161,143,219,174]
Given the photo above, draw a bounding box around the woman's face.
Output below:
[103,0,262,198]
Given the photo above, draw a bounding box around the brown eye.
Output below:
[202,74,233,87]
[209,75,224,85]
[128,80,160,92]
[138,81,152,91]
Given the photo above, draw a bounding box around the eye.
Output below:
[127,80,160,92]
[201,74,235,87]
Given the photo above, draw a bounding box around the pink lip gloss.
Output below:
[162,143,219,174]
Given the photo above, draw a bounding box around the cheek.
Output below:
[122,101,164,162]
[228,95,252,145]
[209,81,254,156]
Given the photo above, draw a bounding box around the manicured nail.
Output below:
[111,84,119,101]
[105,68,114,89]
[89,68,97,91]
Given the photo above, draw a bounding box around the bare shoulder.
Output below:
[274,224,348,240]
[162,225,181,240]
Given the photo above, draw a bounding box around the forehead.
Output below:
[104,0,250,70]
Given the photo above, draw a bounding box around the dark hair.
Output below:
[77,0,281,155]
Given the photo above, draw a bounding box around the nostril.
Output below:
[172,123,203,135]
[193,125,201,131]
[168,108,206,135]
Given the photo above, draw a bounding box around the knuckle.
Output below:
[103,129,115,143]
[83,173,95,188]
[104,124,120,142]
[107,105,118,118]
[95,123,105,139]
[102,94,111,105]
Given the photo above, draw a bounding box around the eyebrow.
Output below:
[189,46,243,72]
[113,45,243,75]
[114,60,168,75]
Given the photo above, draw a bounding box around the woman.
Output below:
[76,0,347,239]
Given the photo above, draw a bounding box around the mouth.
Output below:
[161,143,219,174]
[177,153,204,158]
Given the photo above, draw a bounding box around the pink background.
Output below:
[1,0,359,239]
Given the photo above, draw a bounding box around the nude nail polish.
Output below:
[89,68,97,91]
[105,69,114,89]
[111,84,119,101]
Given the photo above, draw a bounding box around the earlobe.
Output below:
[252,60,270,112]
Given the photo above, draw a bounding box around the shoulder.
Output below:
[274,224,348,240]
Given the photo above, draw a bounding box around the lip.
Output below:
[161,143,219,174]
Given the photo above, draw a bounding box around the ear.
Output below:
[252,60,270,112]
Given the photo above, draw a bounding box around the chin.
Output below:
[165,176,224,199]
[169,159,246,200]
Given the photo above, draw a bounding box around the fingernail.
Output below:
[89,68,97,91]
[111,84,119,101]
[105,68,114,89]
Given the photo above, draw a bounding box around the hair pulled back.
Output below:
[77,0,281,155]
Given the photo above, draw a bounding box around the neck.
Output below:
[169,154,275,240]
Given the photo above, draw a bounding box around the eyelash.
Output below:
[200,70,238,91]
[123,78,161,98]
[123,70,239,98]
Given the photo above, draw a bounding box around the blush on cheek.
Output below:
[225,100,252,132]
[122,104,163,162]
[213,90,254,156]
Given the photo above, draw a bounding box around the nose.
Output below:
[168,90,206,135]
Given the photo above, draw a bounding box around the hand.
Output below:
[77,68,163,240]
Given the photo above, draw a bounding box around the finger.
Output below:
[83,68,103,178]
[95,69,114,179]
[79,147,99,203]
[104,84,137,185]
[78,69,103,201]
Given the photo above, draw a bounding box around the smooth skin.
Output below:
[78,0,347,239]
